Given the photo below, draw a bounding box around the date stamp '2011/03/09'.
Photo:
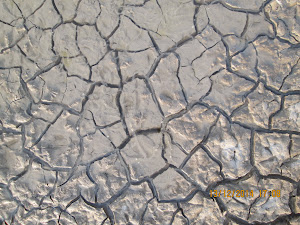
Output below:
[210,190,281,198]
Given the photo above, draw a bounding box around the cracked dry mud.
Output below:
[0,0,300,224]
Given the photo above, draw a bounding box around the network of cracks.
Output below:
[0,0,300,224]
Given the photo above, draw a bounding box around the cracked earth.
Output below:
[0,0,300,224]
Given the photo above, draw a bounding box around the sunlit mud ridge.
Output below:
[0,0,300,224]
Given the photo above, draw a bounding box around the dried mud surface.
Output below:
[0,0,300,224]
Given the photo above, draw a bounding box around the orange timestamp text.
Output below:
[209,189,281,198]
